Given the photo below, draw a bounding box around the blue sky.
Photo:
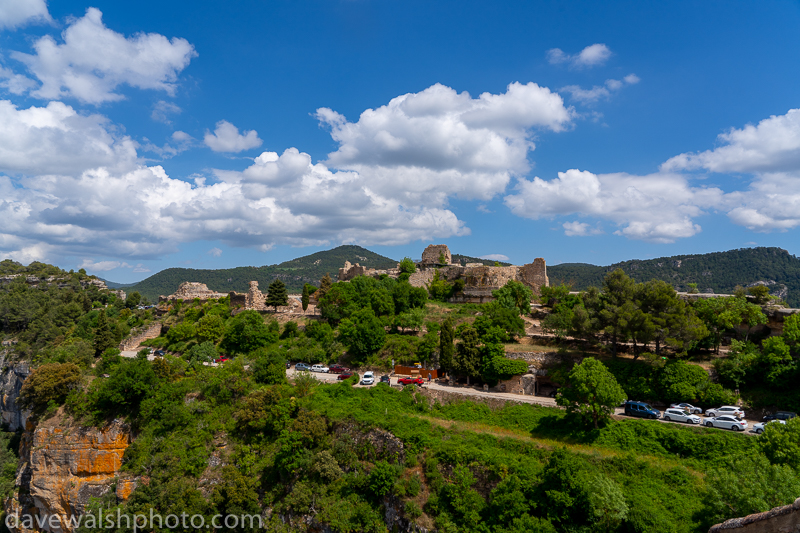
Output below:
[2,0,800,282]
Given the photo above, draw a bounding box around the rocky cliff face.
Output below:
[0,353,31,431]
[6,413,132,533]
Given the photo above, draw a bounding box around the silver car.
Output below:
[669,402,703,414]
[752,419,786,434]
[703,415,748,431]
[311,364,329,373]
[705,406,745,419]
[663,408,701,424]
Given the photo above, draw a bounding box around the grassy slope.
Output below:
[548,247,800,306]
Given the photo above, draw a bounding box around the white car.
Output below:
[361,371,375,385]
[662,408,702,424]
[311,364,329,373]
[705,406,745,419]
[752,419,786,434]
[703,415,748,431]
[669,402,703,415]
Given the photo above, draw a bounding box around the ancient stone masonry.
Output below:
[245,281,266,309]
[338,261,400,282]
[118,321,163,351]
[6,416,132,533]
[419,244,452,266]
[708,496,800,533]
[159,282,228,304]
[405,245,549,304]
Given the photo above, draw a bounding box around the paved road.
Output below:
[285,367,759,436]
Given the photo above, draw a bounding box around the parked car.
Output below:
[295,362,311,371]
[704,415,748,431]
[398,377,424,386]
[379,375,391,384]
[154,349,166,357]
[752,419,786,434]
[311,364,329,373]
[361,371,375,385]
[662,408,702,424]
[669,402,703,414]
[624,400,660,420]
[214,357,229,363]
[337,371,357,380]
[705,406,745,419]
[286,362,291,369]
[328,364,349,374]
[762,411,797,422]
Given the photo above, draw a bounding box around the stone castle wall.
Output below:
[118,321,163,351]
[420,244,451,266]
[708,497,800,533]
[159,282,227,304]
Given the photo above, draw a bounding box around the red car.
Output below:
[328,364,349,374]
[337,372,357,380]
[214,357,230,363]
[398,377,424,386]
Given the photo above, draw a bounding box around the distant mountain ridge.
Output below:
[548,247,800,307]
[123,245,398,302]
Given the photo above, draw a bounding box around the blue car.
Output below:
[295,362,311,371]
[624,400,660,420]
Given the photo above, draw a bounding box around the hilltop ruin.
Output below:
[339,244,549,304]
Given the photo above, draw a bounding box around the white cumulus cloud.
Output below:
[317,81,572,207]
[204,120,263,153]
[504,169,724,243]
[10,8,196,104]
[562,221,603,237]
[208,247,222,257]
[547,43,612,69]
[0,99,138,175]
[0,0,51,30]
[662,108,800,232]
[662,108,800,174]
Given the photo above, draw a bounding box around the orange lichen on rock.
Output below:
[7,416,132,533]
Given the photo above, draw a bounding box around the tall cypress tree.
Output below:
[265,279,289,311]
[439,318,455,374]
[301,284,310,312]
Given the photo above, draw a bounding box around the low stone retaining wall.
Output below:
[415,386,555,411]
[119,321,163,351]
[708,496,800,533]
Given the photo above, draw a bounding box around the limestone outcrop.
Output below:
[159,282,228,304]
[0,359,31,431]
[6,414,132,533]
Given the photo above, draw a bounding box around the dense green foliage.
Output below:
[548,247,800,306]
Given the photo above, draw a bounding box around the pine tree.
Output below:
[265,279,289,311]
[301,284,310,312]
[93,309,115,356]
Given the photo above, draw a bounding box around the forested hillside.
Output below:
[548,247,800,307]
[124,245,398,301]
[451,254,512,267]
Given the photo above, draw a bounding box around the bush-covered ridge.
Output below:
[119,245,399,301]
[549,247,800,306]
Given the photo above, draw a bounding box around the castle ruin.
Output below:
[339,244,548,304]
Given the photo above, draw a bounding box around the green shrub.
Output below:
[18,362,82,413]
